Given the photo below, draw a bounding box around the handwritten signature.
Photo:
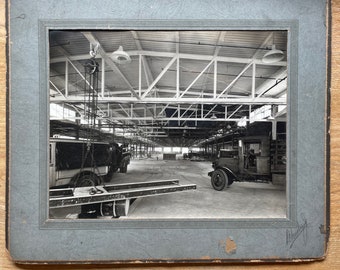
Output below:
[286,216,308,248]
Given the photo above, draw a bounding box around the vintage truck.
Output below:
[48,138,196,218]
[49,138,131,188]
[208,135,286,191]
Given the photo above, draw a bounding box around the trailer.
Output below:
[49,179,196,218]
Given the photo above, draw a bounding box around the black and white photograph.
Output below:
[7,0,330,263]
[48,30,288,220]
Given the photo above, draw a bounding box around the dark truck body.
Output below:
[49,138,131,188]
[106,142,131,175]
[208,135,286,191]
[49,139,196,219]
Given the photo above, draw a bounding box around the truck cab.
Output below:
[209,136,272,191]
[106,142,131,176]
[213,149,239,173]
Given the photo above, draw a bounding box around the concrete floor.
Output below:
[50,156,286,219]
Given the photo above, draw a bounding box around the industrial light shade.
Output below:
[262,45,284,64]
[211,114,217,119]
[111,46,131,64]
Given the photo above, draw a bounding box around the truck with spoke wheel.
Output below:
[208,135,286,191]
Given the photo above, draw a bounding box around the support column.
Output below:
[272,120,277,140]
[139,142,142,158]
[101,58,105,97]
[65,61,69,97]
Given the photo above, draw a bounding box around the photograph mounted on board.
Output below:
[48,30,288,220]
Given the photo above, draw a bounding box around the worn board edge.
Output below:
[4,0,330,266]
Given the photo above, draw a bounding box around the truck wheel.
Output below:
[211,169,227,191]
[111,167,119,173]
[103,174,112,183]
[120,165,127,173]
[76,174,98,187]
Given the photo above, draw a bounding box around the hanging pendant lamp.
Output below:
[210,113,217,119]
[262,45,284,64]
[111,46,131,64]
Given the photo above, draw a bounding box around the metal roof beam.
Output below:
[100,88,250,98]
[131,31,154,87]
[217,62,254,98]
[227,105,243,119]
[51,96,286,105]
[179,59,215,98]
[81,32,140,100]
[141,56,177,98]
[255,68,287,98]
[252,32,274,60]
[82,32,158,120]
[54,116,285,122]
[50,50,287,66]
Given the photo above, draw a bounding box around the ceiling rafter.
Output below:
[50,30,288,147]
[141,56,177,98]
[81,32,140,100]
[81,31,157,122]
[131,30,154,87]
[51,96,286,105]
[68,116,286,123]
[222,32,282,121]
[50,63,109,118]
[217,61,254,98]
[50,50,287,66]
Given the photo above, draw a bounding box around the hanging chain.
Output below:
[73,56,102,189]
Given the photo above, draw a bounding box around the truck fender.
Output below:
[119,155,131,173]
[120,153,131,165]
[208,166,238,185]
[120,156,130,166]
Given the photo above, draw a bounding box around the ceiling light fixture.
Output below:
[211,114,217,119]
[111,46,131,64]
[262,45,284,64]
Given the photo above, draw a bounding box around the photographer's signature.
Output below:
[286,215,308,248]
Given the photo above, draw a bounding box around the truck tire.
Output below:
[120,164,127,173]
[211,169,228,191]
[75,174,99,187]
[103,174,112,183]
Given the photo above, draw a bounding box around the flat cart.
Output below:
[49,179,196,218]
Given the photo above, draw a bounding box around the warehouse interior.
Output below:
[48,30,287,219]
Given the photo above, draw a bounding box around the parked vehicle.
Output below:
[49,138,131,188]
[106,142,131,175]
[49,139,195,219]
[208,135,286,191]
